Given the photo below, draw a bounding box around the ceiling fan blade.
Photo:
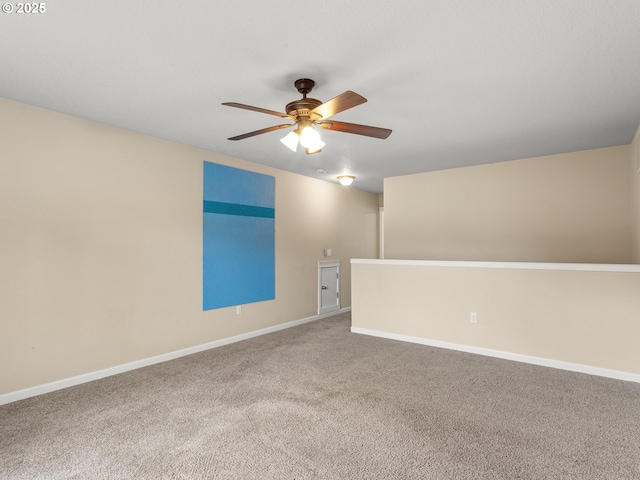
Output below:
[228,124,293,141]
[310,91,367,119]
[222,102,293,119]
[316,120,392,139]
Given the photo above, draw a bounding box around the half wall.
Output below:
[351,259,640,381]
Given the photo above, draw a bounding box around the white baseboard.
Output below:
[0,308,351,406]
[351,326,640,384]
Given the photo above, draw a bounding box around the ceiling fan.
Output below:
[222,78,392,155]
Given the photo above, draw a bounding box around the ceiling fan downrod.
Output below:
[294,78,315,98]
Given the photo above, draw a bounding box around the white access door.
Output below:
[318,262,340,314]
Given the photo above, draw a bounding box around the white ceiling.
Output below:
[2,1,639,193]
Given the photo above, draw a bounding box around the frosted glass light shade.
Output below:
[299,126,325,153]
[338,175,355,186]
[280,131,299,152]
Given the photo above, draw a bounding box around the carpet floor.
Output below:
[1,312,639,479]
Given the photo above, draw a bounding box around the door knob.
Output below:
[322,286,328,290]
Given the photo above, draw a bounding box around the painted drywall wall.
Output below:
[0,97,378,395]
[384,146,633,263]
[351,260,640,377]
[631,126,640,263]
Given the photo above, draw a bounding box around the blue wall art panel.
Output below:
[203,162,275,310]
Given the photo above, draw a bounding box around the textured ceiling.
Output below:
[2,1,639,193]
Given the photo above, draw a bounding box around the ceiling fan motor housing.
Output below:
[285,97,322,118]
[286,78,323,120]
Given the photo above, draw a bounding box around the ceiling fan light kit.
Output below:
[299,126,325,153]
[223,78,392,156]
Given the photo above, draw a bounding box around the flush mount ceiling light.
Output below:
[223,78,392,155]
[338,175,355,186]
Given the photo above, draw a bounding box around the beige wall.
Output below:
[352,261,640,376]
[631,126,640,262]
[384,146,633,263]
[0,98,378,395]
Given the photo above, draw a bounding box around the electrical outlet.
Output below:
[470,312,478,323]
[236,305,242,315]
